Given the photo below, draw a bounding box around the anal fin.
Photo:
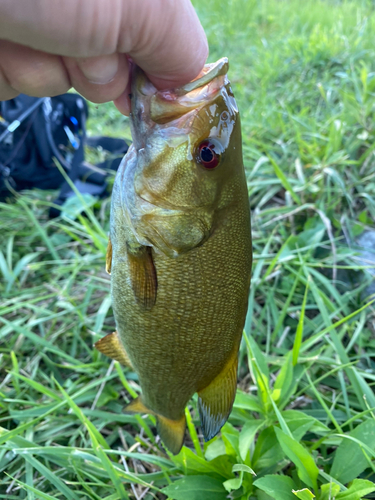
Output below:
[127,244,157,310]
[124,396,151,415]
[157,413,186,455]
[124,396,186,455]
[198,348,238,442]
[94,331,133,368]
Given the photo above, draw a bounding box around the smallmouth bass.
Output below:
[95,58,252,454]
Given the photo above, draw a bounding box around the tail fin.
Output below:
[124,396,186,455]
[198,348,238,442]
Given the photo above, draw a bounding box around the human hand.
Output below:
[0,0,208,114]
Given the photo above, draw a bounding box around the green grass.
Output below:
[1,0,375,498]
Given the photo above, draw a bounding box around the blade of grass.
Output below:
[293,276,310,366]
[268,155,301,204]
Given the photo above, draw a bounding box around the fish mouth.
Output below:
[129,58,229,148]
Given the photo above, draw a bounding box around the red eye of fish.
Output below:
[197,140,220,169]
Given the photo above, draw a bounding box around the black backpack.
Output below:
[0,94,128,216]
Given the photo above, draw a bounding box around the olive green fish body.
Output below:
[97,58,252,453]
[111,164,251,418]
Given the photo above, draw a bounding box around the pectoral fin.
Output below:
[198,349,238,442]
[94,331,133,368]
[106,237,112,274]
[124,396,186,455]
[127,245,157,310]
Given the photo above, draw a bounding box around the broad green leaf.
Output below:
[161,476,227,500]
[221,422,240,457]
[254,474,296,500]
[279,364,306,411]
[223,474,243,493]
[274,353,294,407]
[239,419,264,460]
[258,491,278,500]
[234,391,263,413]
[320,482,341,500]
[186,406,204,458]
[205,439,226,460]
[331,420,375,484]
[173,447,227,476]
[252,427,284,470]
[246,335,270,410]
[232,464,256,475]
[272,388,281,401]
[274,427,318,491]
[336,479,375,500]
[223,465,255,493]
[270,397,293,438]
[292,488,315,499]
[205,454,237,479]
[246,335,269,381]
[282,410,327,442]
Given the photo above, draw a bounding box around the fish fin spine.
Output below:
[198,347,238,442]
[106,237,112,274]
[94,331,133,368]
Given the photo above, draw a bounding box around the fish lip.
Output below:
[174,57,229,95]
[130,58,230,136]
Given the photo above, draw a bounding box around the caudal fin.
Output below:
[124,396,186,455]
[198,348,238,442]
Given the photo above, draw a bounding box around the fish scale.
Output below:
[95,58,252,454]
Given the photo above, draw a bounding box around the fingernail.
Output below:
[78,54,119,85]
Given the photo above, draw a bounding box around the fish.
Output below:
[94,57,252,455]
